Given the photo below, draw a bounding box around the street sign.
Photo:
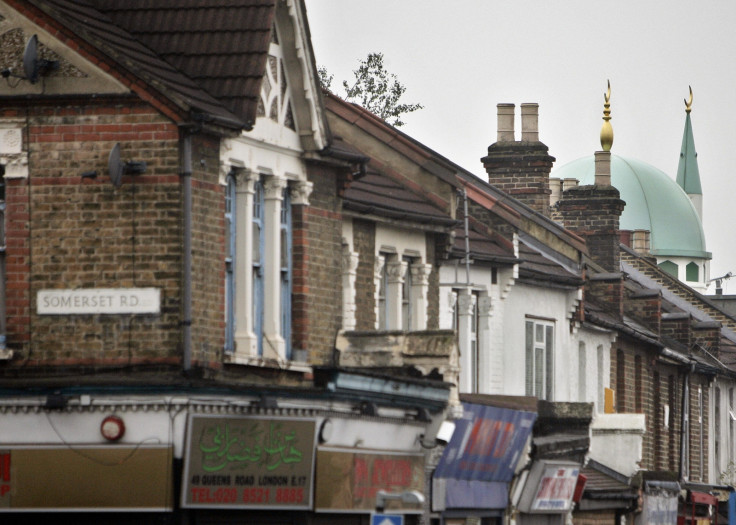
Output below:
[371,513,403,525]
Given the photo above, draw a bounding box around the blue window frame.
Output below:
[280,188,292,359]
[224,174,236,353]
[252,179,264,355]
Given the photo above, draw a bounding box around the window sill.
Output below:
[223,352,311,374]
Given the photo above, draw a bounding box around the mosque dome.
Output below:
[552,154,711,260]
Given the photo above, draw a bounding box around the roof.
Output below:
[24,0,276,129]
[553,154,710,259]
[343,167,457,227]
[91,0,274,127]
[517,235,583,287]
[450,218,516,264]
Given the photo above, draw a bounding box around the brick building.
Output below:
[0,2,454,524]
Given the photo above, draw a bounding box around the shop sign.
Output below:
[37,288,161,315]
[182,415,316,509]
[530,465,579,512]
[0,446,173,511]
[315,448,424,513]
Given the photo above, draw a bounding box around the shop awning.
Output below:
[432,401,536,511]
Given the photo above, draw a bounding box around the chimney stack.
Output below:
[483,103,554,216]
[556,81,625,272]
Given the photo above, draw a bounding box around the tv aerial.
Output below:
[107,143,147,188]
[22,34,59,84]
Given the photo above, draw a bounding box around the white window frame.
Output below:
[525,318,554,400]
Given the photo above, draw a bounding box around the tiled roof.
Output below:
[451,219,516,264]
[92,0,274,127]
[27,0,275,129]
[517,237,583,286]
[344,168,457,227]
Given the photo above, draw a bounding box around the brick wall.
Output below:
[1,101,185,371]
[190,133,224,367]
[556,185,624,272]
[352,219,376,331]
[303,163,344,364]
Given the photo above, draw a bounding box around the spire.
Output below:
[676,86,703,219]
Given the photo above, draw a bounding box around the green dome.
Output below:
[553,155,711,259]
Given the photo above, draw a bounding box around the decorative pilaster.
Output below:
[477,295,494,393]
[290,179,313,206]
[457,289,475,393]
[262,175,288,359]
[374,255,385,330]
[410,263,432,331]
[342,244,359,331]
[233,170,260,358]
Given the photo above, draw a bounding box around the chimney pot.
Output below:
[632,229,650,254]
[521,103,539,142]
[497,103,515,142]
[562,178,579,191]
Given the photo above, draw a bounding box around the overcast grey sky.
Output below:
[306,1,736,294]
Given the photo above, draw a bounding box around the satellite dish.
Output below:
[107,143,146,188]
[22,34,59,84]
[108,143,123,188]
[23,35,39,84]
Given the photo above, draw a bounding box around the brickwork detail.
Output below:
[0,103,187,369]
[302,164,343,363]
[482,142,554,216]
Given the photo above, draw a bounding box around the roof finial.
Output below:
[600,80,613,151]
[685,85,693,114]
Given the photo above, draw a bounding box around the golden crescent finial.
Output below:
[684,85,693,114]
[600,79,613,151]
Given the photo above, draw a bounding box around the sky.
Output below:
[305,1,736,294]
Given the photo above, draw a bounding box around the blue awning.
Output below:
[433,402,536,511]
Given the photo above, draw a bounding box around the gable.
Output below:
[0,4,128,96]
[249,0,328,152]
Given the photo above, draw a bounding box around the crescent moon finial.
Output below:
[684,85,693,114]
[600,80,613,151]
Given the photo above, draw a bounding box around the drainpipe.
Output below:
[680,363,693,481]
[180,133,193,372]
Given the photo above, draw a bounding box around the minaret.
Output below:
[676,86,703,220]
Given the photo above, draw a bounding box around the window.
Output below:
[375,251,430,332]
[224,174,236,353]
[616,349,625,412]
[525,319,553,400]
[597,345,605,412]
[686,262,699,282]
[223,171,307,362]
[658,260,678,278]
[578,342,586,401]
[730,388,735,464]
[635,355,642,412]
